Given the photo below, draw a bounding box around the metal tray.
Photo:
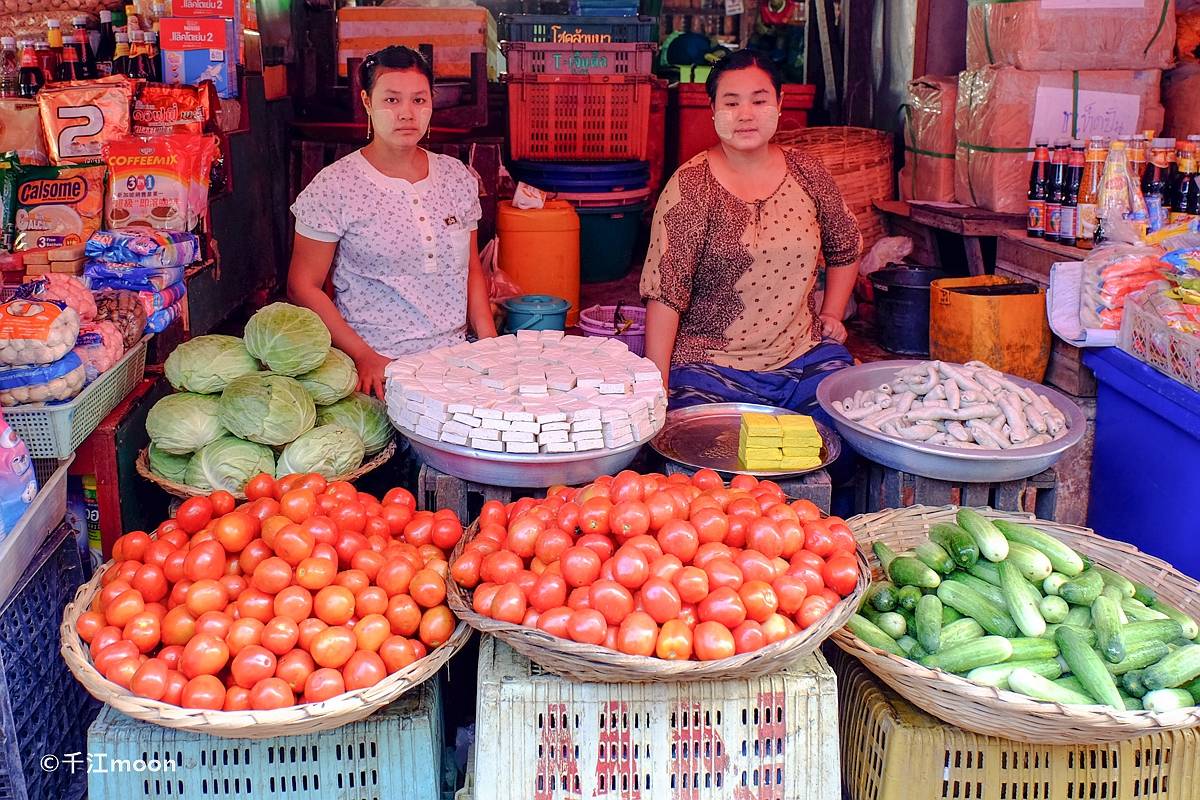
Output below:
[401,430,651,489]
[650,402,840,479]
[815,360,1086,483]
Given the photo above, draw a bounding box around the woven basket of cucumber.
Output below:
[831,505,1200,744]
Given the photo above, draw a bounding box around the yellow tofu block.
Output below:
[781,433,823,446]
[777,414,818,432]
[740,413,782,435]
[782,446,822,458]
[741,434,784,449]
[779,455,823,469]
[738,444,782,460]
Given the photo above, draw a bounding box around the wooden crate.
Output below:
[854,463,1059,519]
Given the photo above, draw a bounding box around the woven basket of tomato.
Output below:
[446,469,868,683]
[60,473,471,739]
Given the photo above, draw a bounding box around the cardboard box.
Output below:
[336,6,498,80]
[899,75,958,202]
[159,17,238,99]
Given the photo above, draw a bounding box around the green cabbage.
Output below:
[296,348,357,406]
[218,374,316,446]
[146,392,226,454]
[184,435,276,493]
[316,392,393,455]
[164,334,262,394]
[243,302,331,376]
[276,424,365,480]
[148,443,191,482]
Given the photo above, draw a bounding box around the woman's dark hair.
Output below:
[705,49,783,104]
[359,46,434,95]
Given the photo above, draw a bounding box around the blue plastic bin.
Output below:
[1084,348,1200,579]
[0,523,96,800]
[501,294,571,333]
[511,160,650,193]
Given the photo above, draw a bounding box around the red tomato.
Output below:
[343,651,387,691]
[555,502,580,534]
[181,675,226,710]
[449,551,483,590]
[383,486,416,509]
[184,541,226,582]
[609,501,650,541]
[472,584,500,617]
[732,621,767,654]
[655,619,694,660]
[213,512,257,554]
[310,626,356,669]
[771,575,809,614]
[160,606,196,647]
[478,499,507,529]
[431,514,464,551]
[75,610,105,643]
[162,669,187,705]
[408,569,447,609]
[777,519,804,559]
[130,658,169,700]
[578,498,613,536]
[724,516,748,549]
[802,520,837,558]
[185,579,229,618]
[637,577,682,625]
[656,520,699,562]
[587,580,634,626]
[610,546,650,590]
[378,635,417,673]
[559,546,602,588]
[353,614,391,653]
[790,499,821,521]
[314,586,355,626]
[703,558,744,592]
[418,606,454,647]
[489,583,527,624]
[796,594,833,629]
[261,616,300,656]
[175,497,214,534]
[131,564,168,603]
[672,566,710,605]
[746,517,784,560]
[478,550,521,587]
[194,611,233,639]
[105,589,146,628]
[249,677,294,710]
[788,564,824,597]
[616,611,658,656]
[648,554,683,582]
[94,640,140,675]
[566,609,607,645]
[690,507,729,545]
[303,668,346,703]
[527,572,568,614]
[738,580,779,623]
[181,634,229,679]
[761,613,792,644]
[727,497,760,519]
[536,606,573,638]
[226,617,265,655]
[533,528,573,565]
[826,520,857,556]
[230,645,277,689]
[235,588,275,624]
[690,468,723,491]
[123,612,161,653]
[245,474,279,501]
[692,542,733,569]
[822,553,860,597]
[734,550,776,584]
[697,586,747,629]
[693,621,735,661]
[386,594,422,637]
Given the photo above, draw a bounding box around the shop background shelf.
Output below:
[501,14,658,44]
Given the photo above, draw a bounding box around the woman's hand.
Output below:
[355,349,393,400]
[819,313,848,344]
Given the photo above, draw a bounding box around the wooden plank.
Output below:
[964,236,987,277]
[912,475,953,507]
[991,481,1025,512]
[959,483,992,508]
[909,204,1025,237]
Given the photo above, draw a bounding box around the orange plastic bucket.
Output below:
[497,200,581,326]
[929,275,1051,382]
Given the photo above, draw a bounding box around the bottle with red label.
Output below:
[16,40,42,98]
[1027,139,1051,238]
[1044,139,1071,242]
[56,34,87,82]
[1059,142,1084,248]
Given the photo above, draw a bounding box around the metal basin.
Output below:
[815,360,1086,483]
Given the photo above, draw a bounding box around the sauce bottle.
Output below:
[1027,139,1050,239]
[16,40,43,98]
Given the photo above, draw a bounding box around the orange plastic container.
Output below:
[929,275,1051,382]
[506,74,654,161]
[496,200,582,325]
[668,83,816,170]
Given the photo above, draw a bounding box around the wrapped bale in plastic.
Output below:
[900,76,958,203]
[0,351,87,406]
[1163,64,1200,139]
[0,298,80,366]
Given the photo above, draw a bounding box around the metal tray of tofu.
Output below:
[401,428,656,488]
[650,402,840,479]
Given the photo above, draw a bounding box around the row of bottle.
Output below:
[1028,135,1200,248]
[0,17,160,98]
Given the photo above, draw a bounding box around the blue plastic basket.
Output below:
[87,679,443,799]
[0,523,95,800]
[511,160,650,192]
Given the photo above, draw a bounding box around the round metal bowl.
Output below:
[401,430,651,489]
[814,360,1086,482]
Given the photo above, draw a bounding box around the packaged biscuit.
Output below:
[102,134,218,231]
[132,84,205,136]
[85,229,200,268]
[12,164,107,252]
[37,77,135,166]
[0,100,48,166]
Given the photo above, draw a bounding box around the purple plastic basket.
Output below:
[578,303,646,356]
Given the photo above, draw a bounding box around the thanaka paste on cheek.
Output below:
[713,106,781,143]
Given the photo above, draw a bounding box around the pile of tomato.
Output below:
[73,473,464,712]
[450,470,861,662]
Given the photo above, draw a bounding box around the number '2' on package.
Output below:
[159,18,238,99]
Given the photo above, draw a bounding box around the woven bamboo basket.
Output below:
[777,126,894,252]
[447,522,869,683]
[60,561,470,739]
[135,439,397,500]
[831,505,1200,745]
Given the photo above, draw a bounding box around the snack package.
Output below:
[133,282,187,315]
[37,77,134,165]
[159,17,238,99]
[93,289,148,348]
[0,100,48,166]
[0,410,37,536]
[19,274,96,322]
[102,134,219,231]
[1079,246,1169,330]
[132,84,206,136]
[84,261,185,292]
[145,297,184,333]
[0,298,80,366]
[85,229,200,268]
[73,320,124,382]
[0,351,86,406]
[12,163,107,251]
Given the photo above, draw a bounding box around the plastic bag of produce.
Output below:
[242,303,331,377]
[85,229,201,269]
[73,321,124,383]
[0,298,80,366]
[317,392,392,456]
[145,298,185,334]
[93,289,148,349]
[147,442,191,483]
[1079,246,1169,330]
[165,334,261,395]
[276,424,364,480]
[84,261,185,292]
[218,374,316,446]
[0,351,86,406]
[0,411,36,536]
[145,391,226,454]
[184,435,276,493]
[20,274,96,322]
[296,349,357,406]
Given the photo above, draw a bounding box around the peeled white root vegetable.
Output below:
[0,301,81,366]
[0,363,86,406]
[834,360,1069,451]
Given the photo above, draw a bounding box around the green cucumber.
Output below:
[859,604,884,625]
[1142,644,1200,691]
[1053,675,1087,694]
[928,523,979,568]
[942,605,963,624]
[1121,597,1169,623]
[1124,620,1186,648]
[1000,561,1047,637]
[919,636,1013,673]
[1149,600,1199,640]
[1092,595,1127,664]
[1006,541,1054,583]
[967,659,1062,689]
[1056,626,1124,709]
[1063,606,1093,629]
[1120,694,1144,711]
[1133,582,1157,606]
[1044,624,1097,647]
[950,572,1008,608]
[1039,595,1069,624]
[993,520,1084,576]
[873,542,899,571]
[937,580,1019,638]
[1043,573,1069,597]
[941,618,986,649]
[1122,670,1149,698]
[1102,586,1129,624]
[1009,637,1059,661]
[888,556,941,590]
[897,585,923,612]
[846,614,906,656]
[1008,667,1097,705]
[896,635,918,655]
[1092,565,1136,599]
[1143,689,1196,713]
[956,509,1009,563]
[876,612,908,640]
[865,581,899,613]
[908,642,929,660]
[1104,641,1170,677]
[966,559,1002,587]
[914,541,956,576]
[1183,676,1200,705]
[915,594,943,654]
[1060,570,1104,606]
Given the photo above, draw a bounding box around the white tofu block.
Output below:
[537,429,569,444]
[481,418,510,431]
[544,441,577,453]
[572,418,603,433]
[577,378,604,390]
[482,375,518,390]
[440,432,469,446]
[441,421,473,438]
[603,423,632,437]
[601,409,630,422]
[536,411,569,425]
[509,420,541,433]
[541,421,571,432]
[515,329,540,341]
[502,430,536,443]
[574,438,604,452]
[415,424,443,440]
[475,407,504,420]
[574,407,602,421]
[547,375,577,391]
[598,382,629,395]
[469,428,501,441]
[518,383,549,395]
[571,433,604,447]
[505,441,539,454]
[539,329,565,342]
[448,403,475,415]
[452,414,482,428]
[633,368,661,383]
[474,439,504,453]
[399,409,421,427]
[606,434,635,449]
[503,410,536,423]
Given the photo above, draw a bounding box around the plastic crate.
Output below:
[508,74,655,161]
[0,456,71,609]
[501,14,658,44]
[511,160,650,193]
[1118,292,1200,392]
[0,523,96,800]
[472,636,840,800]
[503,42,655,77]
[828,646,1199,800]
[577,200,647,283]
[87,679,443,800]
[3,336,149,459]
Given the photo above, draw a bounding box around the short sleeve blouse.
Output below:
[290,149,482,359]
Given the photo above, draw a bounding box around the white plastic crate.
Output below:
[472,636,839,800]
[1118,292,1200,392]
[0,456,70,609]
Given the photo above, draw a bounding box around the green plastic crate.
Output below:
[86,679,442,800]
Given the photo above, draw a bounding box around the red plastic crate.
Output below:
[502,41,656,77]
[507,74,654,161]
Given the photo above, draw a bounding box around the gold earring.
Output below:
[367,117,373,139]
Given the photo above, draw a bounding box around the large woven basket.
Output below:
[447,522,868,682]
[135,439,397,501]
[777,126,894,252]
[60,561,470,739]
[831,505,1200,745]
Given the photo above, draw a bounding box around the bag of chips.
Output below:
[102,134,218,231]
[132,84,205,136]
[84,261,185,292]
[0,100,48,165]
[93,289,148,349]
[84,228,200,268]
[37,77,134,165]
[12,163,106,251]
[144,296,184,334]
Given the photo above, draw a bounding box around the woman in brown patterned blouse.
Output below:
[641,51,861,420]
